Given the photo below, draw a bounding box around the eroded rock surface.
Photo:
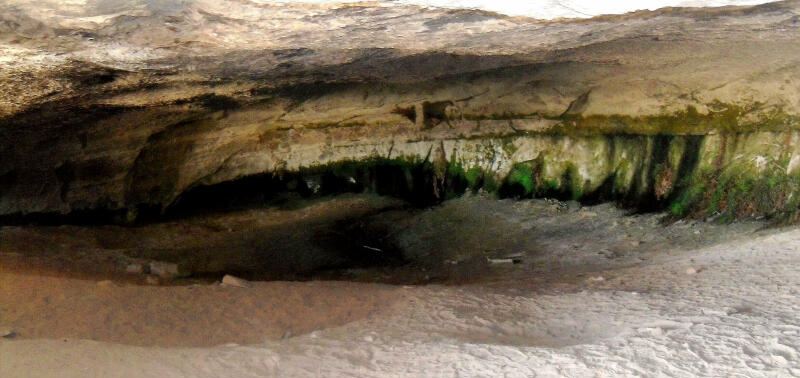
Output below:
[2,0,800,219]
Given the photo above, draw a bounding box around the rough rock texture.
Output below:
[2,0,800,218]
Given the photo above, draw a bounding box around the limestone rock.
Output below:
[221,275,252,288]
[0,1,799,220]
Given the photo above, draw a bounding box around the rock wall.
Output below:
[2,0,800,220]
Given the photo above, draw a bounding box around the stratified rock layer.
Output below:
[1,0,800,220]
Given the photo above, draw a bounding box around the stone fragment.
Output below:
[149,261,179,278]
[145,275,160,285]
[125,263,144,274]
[685,267,697,275]
[1,328,16,338]
[221,274,252,288]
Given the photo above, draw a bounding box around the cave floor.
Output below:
[2,194,799,377]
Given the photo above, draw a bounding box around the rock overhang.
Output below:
[2,0,800,220]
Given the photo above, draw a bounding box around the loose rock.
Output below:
[487,258,515,264]
[1,328,16,338]
[145,275,160,285]
[221,274,252,288]
[125,263,144,274]
[149,261,180,278]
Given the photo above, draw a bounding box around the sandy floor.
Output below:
[2,196,799,377]
[0,194,409,283]
[0,274,404,347]
[3,228,800,377]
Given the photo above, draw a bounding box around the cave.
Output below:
[2,1,800,377]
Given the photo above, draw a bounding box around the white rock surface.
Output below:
[392,0,773,18]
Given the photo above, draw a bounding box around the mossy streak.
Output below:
[166,129,800,224]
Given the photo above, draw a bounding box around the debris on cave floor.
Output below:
[0,193,775,286]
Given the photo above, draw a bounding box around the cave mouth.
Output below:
[0,135,782,285]
[163,158,449,220]
[181,200,414,283]
[0,152,705,285]
[0,158,500,285]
